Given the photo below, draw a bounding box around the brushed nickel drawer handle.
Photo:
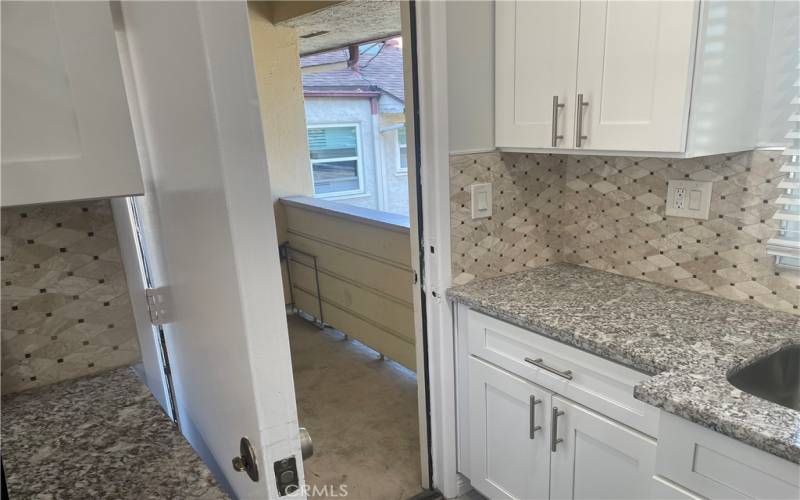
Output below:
[524,357,573,380]
[530,396,542,439]
[551,96,565,147]
[575,93,589,148]
[551,407,565,452]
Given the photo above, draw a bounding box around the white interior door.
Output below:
[575,0,698,152]
[1,1,143,206]
[495,0,579,149]
[117,2,303,498]
[549,395,656,500]
[469,357,552,500]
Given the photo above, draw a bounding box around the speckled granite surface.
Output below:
[1,367,228,499]
[447,263,800,464]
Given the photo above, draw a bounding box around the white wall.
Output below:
[446,0,494,154]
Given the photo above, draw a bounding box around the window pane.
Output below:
[398,127,408,170]
[313,159,359,194]
[399,145,408,170]
[308,127,357,160]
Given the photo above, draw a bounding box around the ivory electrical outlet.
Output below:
[666,180,712,220]
[470,183,492,219]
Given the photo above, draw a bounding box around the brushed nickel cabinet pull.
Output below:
[551,96,565,147]
[530,396,542,439]
[575,93,589,147]
[551,407,565,452]
[524,357,573,380]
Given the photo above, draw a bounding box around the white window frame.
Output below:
[307,122,365,198]
[396,125,409,174]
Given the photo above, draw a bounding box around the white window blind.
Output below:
[766,83,800,268]
[307,125,363,197]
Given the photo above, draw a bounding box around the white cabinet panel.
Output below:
[575,0,698,152]
[495,0,579,149]
[549,395,656,500]
[655,412,800,500]
[1,1,143,206]
[469,356,552,500]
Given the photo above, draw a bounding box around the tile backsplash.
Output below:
[450,149,800,315]
[2,200,141,394]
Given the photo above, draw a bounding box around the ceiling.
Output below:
[277,0,401,56]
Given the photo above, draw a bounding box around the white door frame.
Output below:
[411,1,462,497]
[113,0,459,497]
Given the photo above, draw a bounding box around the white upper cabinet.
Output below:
[495,0,775,157]
[495,1,580,149]
[1,1,143,207]
[575,1,697,152]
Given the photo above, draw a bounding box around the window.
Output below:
[397,126,408,172]
[766,97,799,269]
[307,125,364,197]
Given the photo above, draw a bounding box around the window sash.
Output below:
[397,126,408,172]
[307,124,364,197]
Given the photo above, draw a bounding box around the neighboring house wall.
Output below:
[379,113,410,216]
[377,94,410,216]
[305,95,410,216]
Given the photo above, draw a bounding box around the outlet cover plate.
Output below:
[470,183,492,219]
[666,180,712,220]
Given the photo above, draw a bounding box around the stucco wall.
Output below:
[249,3,313,303]
[379,113,410,216]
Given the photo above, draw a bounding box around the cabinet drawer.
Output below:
[656,412,800,500]
[467,308,659,436]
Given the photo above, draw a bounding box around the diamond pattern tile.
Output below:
[2,200,141,394]
[450,150,799,315]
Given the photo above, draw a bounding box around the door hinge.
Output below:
[145,287,172,326]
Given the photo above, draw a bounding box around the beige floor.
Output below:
[288,314,422,500]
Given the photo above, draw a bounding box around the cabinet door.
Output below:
[549,395,656,500]
[574,1,699,152]
[1,1,143,206]
[469,357,551,500]
[495,0,579,149]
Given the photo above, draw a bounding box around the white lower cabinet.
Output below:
[469,357,552,500]
[459,306,799,500]
[549,395,656,500]
[468,356,655,500]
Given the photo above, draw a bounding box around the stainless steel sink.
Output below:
[728,344,800,411]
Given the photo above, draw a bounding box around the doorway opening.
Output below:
[249,1,428,498]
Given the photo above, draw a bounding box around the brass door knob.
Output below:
[231,436,259,482]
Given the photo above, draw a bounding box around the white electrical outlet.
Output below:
[666,180,712,220]
[674,187,686,209]
[470,183,492,219]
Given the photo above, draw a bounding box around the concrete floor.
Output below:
[288,314,422,500]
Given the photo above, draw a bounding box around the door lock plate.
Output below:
[274,457,299,496]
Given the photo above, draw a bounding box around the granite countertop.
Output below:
[2,367,229,499]
[447,263,800,464]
